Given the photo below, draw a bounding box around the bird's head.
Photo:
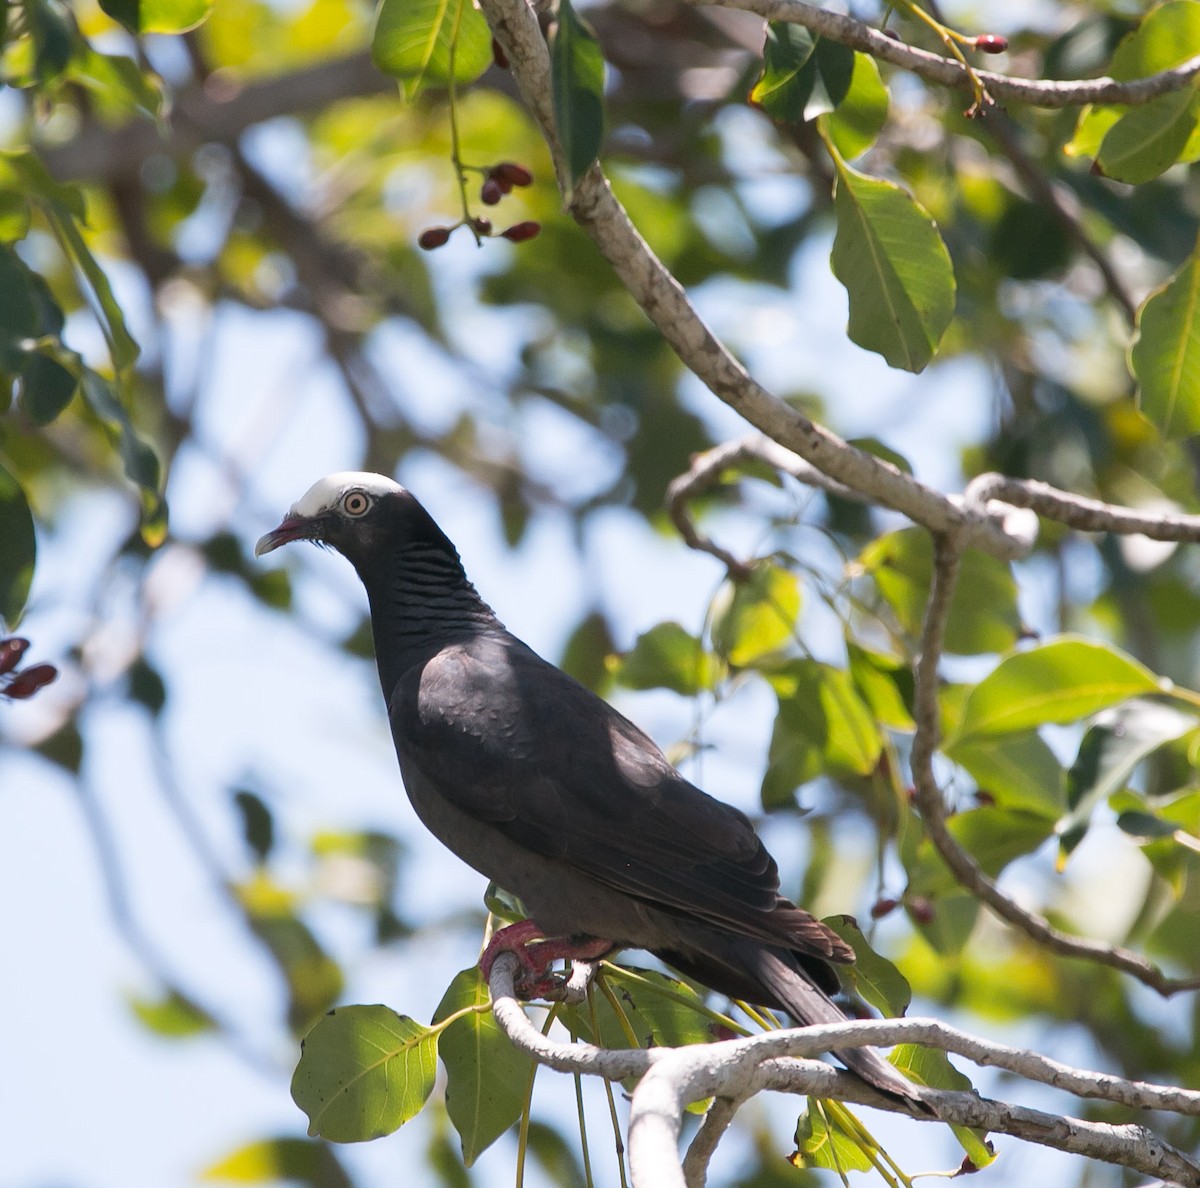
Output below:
[255,471,453,570]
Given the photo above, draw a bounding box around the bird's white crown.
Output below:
[291,471,406,517]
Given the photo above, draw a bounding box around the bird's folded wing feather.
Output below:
[390,635,847,962]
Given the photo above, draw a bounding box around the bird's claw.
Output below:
[479,919,613,1002]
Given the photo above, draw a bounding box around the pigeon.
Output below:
[257,471,930,1111]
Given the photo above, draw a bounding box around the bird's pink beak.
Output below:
[255,514,316,557]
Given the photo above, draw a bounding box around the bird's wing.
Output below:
[390,634,848,964]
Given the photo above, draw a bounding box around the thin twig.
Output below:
[686,0,1200,110]
[478,0,1028,564]
[908,533,1200,996]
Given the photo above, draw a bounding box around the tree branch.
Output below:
[488,954,1200,1186]
[908,532,1200,996]
[685,0,1200,109]
[479,0,1029,564]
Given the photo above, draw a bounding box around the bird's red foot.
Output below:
[480,920,614,1000]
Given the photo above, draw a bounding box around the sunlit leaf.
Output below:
[1130,238,1200,439]
[891,1045,994,1168]
[1098,88,1200,184]
[762,660,883,805]
[128,989,215,1038]
[433,967,533,1166]
[823,915,912,1016]
[1058,698,1198,859]
[829,155,955,373]
[372,0,492,93]
[792,1102,873,1172]
[1110,0,1200,79]
[820,52,888,159]
[846,641,914,730]
[44,209,140,372]
[612,621,716,695]
[945,730,1065,817]
[100,0,214,33]
[0,463,35,628]
[551,0,606,187]
[202,1136,351,1187]
[562,966,714,1082]
[953,638,1162,741]
[907,808,1054,896]
[858,527,1021,655]
[749,23,817,121]
[711,565,801,667]
[292,1005,439,1142]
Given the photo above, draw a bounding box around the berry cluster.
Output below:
[419,160,541,251]
[0,637,57,701]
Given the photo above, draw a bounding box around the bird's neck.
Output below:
[358,542,503,692]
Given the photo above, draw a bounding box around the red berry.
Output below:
[908,896,936,925]
[491,37,509,69]
[501,221,541,242]
[974,33,1008,53]
[481,177,504,205]
[472,217,493,235]
[0,637,29,676]
[493,161,533,187]
[870,897,898,920]
[418,226,451,250]
[3,662,58,699]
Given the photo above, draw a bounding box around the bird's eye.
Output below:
[341,490,372,517]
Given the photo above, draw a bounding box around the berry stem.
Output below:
[445,42,486,245]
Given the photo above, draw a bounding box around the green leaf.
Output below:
[234,789,274,862]
[202,1137,351,1187]
[563,966,714,1052]
[613,621,716,695]
[99,0,214,34]
[69,48,167,119]
[846,641,913,730]
[1110,1,1200,80]
[1058,698,1198,859]
[371,0,492,92]
[27,0,73,83]
[749,23,817,121]
[823,915,912,1016]
[820,52,889,159]
[1130,238,1200,439]
[78,369,167,545]
[944,730,1065,817]
[750,27,855,123]
[20,350,77,425]
[711,565,801,667]
[792,1102,873,1172]
[129,988,215,1038]
[953,637,1162,742]
[238,877,344,1033]
[551,0,606,188]
[0,244,39,372]
[761,661,882,805]
[829,155,956,373]
[907,808,1055,897]
[858,527,1021,655]
[0,188,30,242]
[1098,87,1200,184]
[433,967,534,1166]
[44,207,140,372]
[0,463,35,627]
[890,1046,993,1169]
[292,1005,439,1143]
[1065,104,1122,160]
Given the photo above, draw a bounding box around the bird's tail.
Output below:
[748,944,934,1115]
